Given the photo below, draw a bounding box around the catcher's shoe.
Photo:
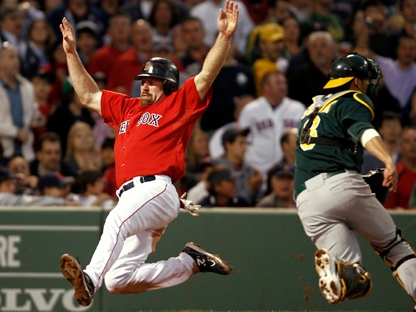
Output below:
[182,242,232,275]
[315,249,344,304]
[60,254,94,307]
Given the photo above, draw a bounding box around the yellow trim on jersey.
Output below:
[353,93,375,120]
[318,90,357,113]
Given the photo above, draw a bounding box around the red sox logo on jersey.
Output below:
[137,113,162,127]
[119,120,130,134]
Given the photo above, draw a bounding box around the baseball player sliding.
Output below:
[295,53,416,310]
[58,0,238,307]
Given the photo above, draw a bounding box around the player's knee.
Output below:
[338,261,372,300]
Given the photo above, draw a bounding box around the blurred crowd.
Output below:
[0,0,415,209]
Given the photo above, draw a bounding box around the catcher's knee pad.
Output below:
[337,261,372,300]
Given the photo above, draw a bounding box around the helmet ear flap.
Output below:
[163,80,178,96]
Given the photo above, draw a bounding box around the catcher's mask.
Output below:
[324,53,382,101]
[135,57,179,96]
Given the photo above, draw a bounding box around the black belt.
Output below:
[295,170,344,199]
[117,175,156,197]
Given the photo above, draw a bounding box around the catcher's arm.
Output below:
[361,131,397,192]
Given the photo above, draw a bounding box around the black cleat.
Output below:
[60,254,94,307]
[182,242,232,275]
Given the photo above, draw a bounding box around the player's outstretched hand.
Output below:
[179,192,201,217]
[59,17,77,55]
[217,0,239,39]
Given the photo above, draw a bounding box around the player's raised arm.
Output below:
[60,17,102,114]
[194,0,239,99]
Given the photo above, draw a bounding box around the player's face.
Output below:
[140,77,166,106]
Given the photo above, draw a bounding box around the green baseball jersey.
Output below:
[294,90,375,190]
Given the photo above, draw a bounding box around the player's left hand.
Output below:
[217,0,239,39]
[179,192,201,216]
[383,161,397,192]
[60,17,77,55]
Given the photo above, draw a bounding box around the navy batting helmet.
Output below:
[135,57,179,96]
[324,53,382,100]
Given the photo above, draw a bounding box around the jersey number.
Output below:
[300,116,321,151]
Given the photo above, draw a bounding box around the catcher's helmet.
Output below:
[135,57,179,96]
[324,53,381,97]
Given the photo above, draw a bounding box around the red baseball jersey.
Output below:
[101,77,212,187]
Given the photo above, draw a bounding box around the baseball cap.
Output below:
[259,23,285,42]
[272,164,295,178]
[221,127,250,146]
[208,168,237,185]
[38,172,74,191]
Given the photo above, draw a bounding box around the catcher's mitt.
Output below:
[362,168,389,205]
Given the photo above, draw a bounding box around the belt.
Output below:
[295,170,344,199]
[117,175,156,197]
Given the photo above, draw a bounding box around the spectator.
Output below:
[281,16,302,60]
[209,94,254,158]
[75,21,99,68]
[46,38,69,105]
[46,81,95,155]
[7,155,38,194]
[181,126,210,192]
[249,23,286,95]
[29,131,72,177]
[31,68,54,145]
[148,0,182,47]
[385,126,416,209]
[0,6,40,78]
[38,171,78,204]
[186,160,213,204]
[178,17,209,77]
[213,126,263,205]
[0,42,40,164]
[197,166,251,207]
[75,170,115,208]
[47,0,107,44]
[349,1,391,58]
[355,19,416,121]
[287,30,337,106]
[362,112,402,174]
[300,0,345,42]
[289,0,312,22]
[26,18,56,68]
[190,0,254,56]
[276,127,297,166]
[87,13,132,80]
[238,70,304,177]
[0,167,75,206]
[256,163,295,208]
[107,19,153,95]
[200,37,256,134]
[62,122,102,179]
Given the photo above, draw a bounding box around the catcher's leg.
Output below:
[315,249,372,304]
[372,228,416,304]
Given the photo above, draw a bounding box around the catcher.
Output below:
[294,53,416,310]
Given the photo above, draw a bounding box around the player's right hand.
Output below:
[60,18,77,55]
[383,161,397,192]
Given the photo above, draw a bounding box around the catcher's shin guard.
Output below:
[337,261,372,300]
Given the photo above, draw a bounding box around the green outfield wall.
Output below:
[0,207,415,312]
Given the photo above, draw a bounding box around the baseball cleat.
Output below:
[315,249,343,304]
[60,254,94,307]
[182,242,232,275]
